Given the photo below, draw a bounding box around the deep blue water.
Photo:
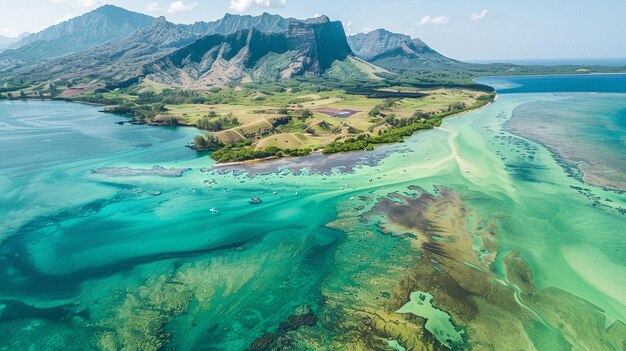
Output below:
[477,73,626,94]
[471,58,626,66]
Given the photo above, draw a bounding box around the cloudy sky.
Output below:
[1,0,625,61]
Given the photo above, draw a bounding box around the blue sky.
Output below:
[1,0,625,61]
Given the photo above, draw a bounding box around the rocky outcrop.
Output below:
[149,16,354,88]
[182,12,295,36]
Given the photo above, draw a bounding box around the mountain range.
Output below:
[0,5,458,90]
[1,5,154,63]
[348,29,459,69]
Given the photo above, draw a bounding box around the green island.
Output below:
[97,83,494,163]
[2,76,496,163]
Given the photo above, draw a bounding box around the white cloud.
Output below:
[418,15,449,26]
[167,1,198,13]
[470,9,488,22]
[229,0,287,13]
[344,21,353,34]
[0,27,20,38]
[145,2,162,12]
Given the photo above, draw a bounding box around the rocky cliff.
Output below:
[148,16,354,88]
[182,12,295,36]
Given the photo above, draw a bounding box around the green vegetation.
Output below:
[210,140,312,163]
[13,72,496,163]
[196,113,239,131]
[323,95,492,155]
[323,116,443,154]
[193,134,224,151]
[368,98,399,117]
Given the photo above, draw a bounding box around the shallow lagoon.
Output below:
[1,75,625,350]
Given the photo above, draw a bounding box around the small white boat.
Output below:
[210,207,219,214]
[249,197,263,204]
[295,192,299,196]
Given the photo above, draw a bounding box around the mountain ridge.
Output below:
[0,5,154,63]
[147,16,355,88]
[0,7,462,91]
[181,12,296,36]
[348,28,459,69]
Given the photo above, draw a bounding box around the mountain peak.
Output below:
[152,16,169,25]
[2,5,154,63]
[303,15,331,24]
[94,4,122,10]
[92,4,133,15]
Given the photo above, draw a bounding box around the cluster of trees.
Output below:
[323,116,444,154]
[153,114,178,126]
[297,108,313,120]
[368,98,399,117]
[192,134,224,151]
[277,107,313,119]
[71,93,126,105]
[210,140,312,163]
[196,113,239,132]
[446,102,466,112]
[105,103,167,122]
[272,108,313,133]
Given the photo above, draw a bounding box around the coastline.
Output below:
[474,71,626,80]
[3,75,626,350]
[208,98,496,167]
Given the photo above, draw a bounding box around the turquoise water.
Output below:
[477,73,626,94]
[1,75,625,350]
[397,291,465,348]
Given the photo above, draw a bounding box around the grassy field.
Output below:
[137,79,169,94]
[167,88,491,153]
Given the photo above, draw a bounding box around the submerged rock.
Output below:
[93,165,191,177]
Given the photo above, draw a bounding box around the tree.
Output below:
[20,91,26,99]
[194,135,208,149]
[193,134,223,151]
[298,108,313,120]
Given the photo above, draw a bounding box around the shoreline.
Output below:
[209,100,496,168]
[474,71,626,81]
[4,93,494,168]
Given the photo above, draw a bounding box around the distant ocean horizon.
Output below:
[468,57,626,66]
